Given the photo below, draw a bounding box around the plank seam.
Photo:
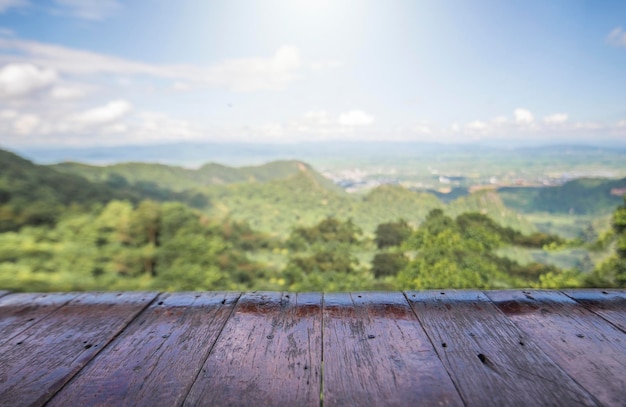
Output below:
[560,290,626,335]
[180,291,243,407]
[481,290,604,407]
[0,293,79,348]
[319,292,324,407]
[42,291,161,406]
[402,291,468,407]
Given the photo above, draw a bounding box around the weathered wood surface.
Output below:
[487,290,626,406]
[0,290,625,406]
[0,292,157,406]
[0,290,9,299]
[0,292,77,347]
[405,290,598,406]
[562,289,626,333]
[323,292,463,406]
[49,292,239,407]
[184,292,323,407]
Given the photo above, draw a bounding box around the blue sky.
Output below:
[0,0,625,147]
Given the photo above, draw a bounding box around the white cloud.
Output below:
[52,0,121,20]
[338,110,374,126]
[617,120,626,128]
[544,113,568,124]
[413,124,431,135]
[311,60,343,72]
[172,82,192,92]
[74,99,132,126]
[0,38,302,92]
[466,120,488,132]
[0,63,57,98]
[13,113,39,135]
[608,27,626,48]
[0,0,27,13]
[514,108,534,124]
[49,85,86,100]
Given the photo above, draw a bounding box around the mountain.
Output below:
[448,190,536,234]
[50,160,324,192]
[0,149,132,231]
[499,178,626,215]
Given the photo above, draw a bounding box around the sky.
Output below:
[0,0,625,148]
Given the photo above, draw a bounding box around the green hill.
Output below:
[0,149,132,231]
[51,160,318,192]
[499,178,626,215]
[448,190,536,234]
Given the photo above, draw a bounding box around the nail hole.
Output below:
[267,335,274,339]
[16,341,23,345]
[367,334,375,339]
[157,301,163,305]
[442,343,447,348]
[602,291,608,295]
[519,341,524,346]
[477,353,487,364]
[440,292,445,295]
[576,333,584,338]
[357,295,362,298]
[221,299,226,304]
[84,344,92,349]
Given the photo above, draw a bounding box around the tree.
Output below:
[371,252,408,278]
[374,220,412,249]
[130,200,161,246]
[587,197,626,287]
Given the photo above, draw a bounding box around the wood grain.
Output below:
[48,292,240,407]
[184,292,323,407]
[487,289,626,406]
[323,292,463,406]
[0,291,157,406]
[562,289,626,333]
[405,290,598,407]
[0,292,77,347]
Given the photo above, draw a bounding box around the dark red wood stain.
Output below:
[323,292,463,406]
[488,289,626,406]
[183,292,323,407]
[0,290,624,405]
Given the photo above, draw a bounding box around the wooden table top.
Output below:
[0,289,624,406]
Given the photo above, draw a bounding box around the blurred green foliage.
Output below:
[1,147,624,292]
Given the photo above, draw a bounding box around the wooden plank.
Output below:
[405,290,598,406]
[48,292,240,407]
[486,289,626,406]
[183,292,322,407]
[323,292,463,407]
[0,290,9,299]
[0,292,77,347]
[562,289,626,333]
[0,291,157,406]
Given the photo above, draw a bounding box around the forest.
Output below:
[1,148,625,292]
